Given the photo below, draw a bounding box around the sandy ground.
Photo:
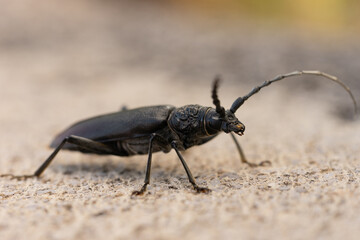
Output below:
[1,1,360,240]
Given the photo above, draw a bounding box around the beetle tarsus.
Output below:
[0,174,37,180]
[193,185,212,194]
[258,160,272,166]
[131,184,148,196]
[230,132,271,167]
[243,160,272,168]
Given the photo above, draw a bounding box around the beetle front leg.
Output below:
[171,141,211,194]
[230,132,271,167]
[131,134,156,196]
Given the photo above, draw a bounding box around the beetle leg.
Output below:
[0,135,115,180]
[120,105,128,111]
[171,141,211,194]
[131,134,156,196]
[230,132,271,167]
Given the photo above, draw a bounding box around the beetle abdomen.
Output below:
[116,137,169,156]
[50,105,175,150]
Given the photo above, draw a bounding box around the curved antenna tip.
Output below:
[230,70,358,117]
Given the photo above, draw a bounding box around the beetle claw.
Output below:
[193,185,212,194]
[259,160,272,166]
[131,190,145,196]
[131,184,148,197]
[244,160,272,168]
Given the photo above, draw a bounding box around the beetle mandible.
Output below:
[1,70,357,195]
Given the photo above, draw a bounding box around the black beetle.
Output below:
[1,71,357,195]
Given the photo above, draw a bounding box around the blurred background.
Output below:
[1,2,360,240]
[1,0,359,126]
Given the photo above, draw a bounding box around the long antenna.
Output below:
[212,76,226,118]
[230,70,358,115]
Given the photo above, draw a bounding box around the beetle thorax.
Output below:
[168,105,211,138]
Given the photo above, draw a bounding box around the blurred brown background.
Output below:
[1,2,360,81]
[1,1,360,240]
[1,0,360,117]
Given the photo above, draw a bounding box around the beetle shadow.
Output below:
[51,160,145,180]
[50,161,185,191]
[50,159,187,189]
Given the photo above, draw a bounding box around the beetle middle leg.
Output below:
[131,134,156,196]
[171,141,211,194]
[0,135,116,180]
[230,133,271,167]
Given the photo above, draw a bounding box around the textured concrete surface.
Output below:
[1,1,360,240]
[1,75,359,240]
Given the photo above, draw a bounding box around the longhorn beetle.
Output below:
[1,71,357,195]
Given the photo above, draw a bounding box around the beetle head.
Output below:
[210,78,245,136]
[221,110,245,135]
[205,108,245,136]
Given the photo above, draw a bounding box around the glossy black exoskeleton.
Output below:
[1,71,357,195]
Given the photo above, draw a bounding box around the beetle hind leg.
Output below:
[0,135,116,180]
[230,133,271,167]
